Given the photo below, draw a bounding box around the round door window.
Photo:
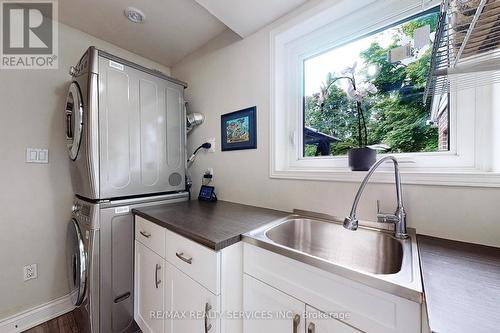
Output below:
[68,219,87,306]
[65,82,84,161]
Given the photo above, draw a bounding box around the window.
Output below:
[303,9,446,158]
[270,0,500,186]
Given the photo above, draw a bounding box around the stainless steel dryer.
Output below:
[65,47,188,200]
[68,192,188,333]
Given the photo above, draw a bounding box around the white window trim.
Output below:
[270,0,500,187]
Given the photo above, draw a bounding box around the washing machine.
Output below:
[65,46,188,201]
[67,192,188,333]
[68,197,99,333]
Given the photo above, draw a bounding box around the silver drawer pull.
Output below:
[155,264,161,289]
[308,322,315,333]
[140,231,151,238]
[176,252,193,264]
[204,303,212,333]
[292,314,300,333]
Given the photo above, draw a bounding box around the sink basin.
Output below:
[243,212,423,302]
[265,218,403,275]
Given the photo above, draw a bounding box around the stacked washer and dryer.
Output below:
[65,47,189,333]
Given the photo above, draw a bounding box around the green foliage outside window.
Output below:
[304,12,441,157]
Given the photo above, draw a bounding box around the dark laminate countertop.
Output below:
[133,200,289,251]
[417,235,500,333]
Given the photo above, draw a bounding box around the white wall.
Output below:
[173,5,500,248]
[0,23,170,319]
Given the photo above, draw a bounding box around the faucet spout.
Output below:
[344,156,408,239]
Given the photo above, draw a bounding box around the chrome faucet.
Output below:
[344,156,409,239]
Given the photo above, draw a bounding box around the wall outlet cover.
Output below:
[23,264,38,281]
[204,168,214,181]
[205,138,216,153]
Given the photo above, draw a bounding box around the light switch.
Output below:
[38,150,48,163]
[29,150,37,161]
[26,148,49,164]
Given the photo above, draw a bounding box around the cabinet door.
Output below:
[243,274,305,333]
[305,305,361,333]
[134,241,165,333]
[166,263,219,333]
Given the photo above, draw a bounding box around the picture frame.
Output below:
[221,106,257,151]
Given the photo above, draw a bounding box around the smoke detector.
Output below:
[124,7,145,23]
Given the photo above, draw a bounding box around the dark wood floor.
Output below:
[23,311,79,333]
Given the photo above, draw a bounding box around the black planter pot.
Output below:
[348,147,376,171]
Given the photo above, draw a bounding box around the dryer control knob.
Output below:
[72,204,80,213]
[69,66,77,77]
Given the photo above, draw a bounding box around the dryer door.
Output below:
[65,82,84,160]
[68,218,87,306]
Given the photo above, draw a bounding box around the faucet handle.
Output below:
[376,200,399,223]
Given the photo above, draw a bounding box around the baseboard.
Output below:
[0,294,75,333]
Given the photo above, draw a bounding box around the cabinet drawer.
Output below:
[135,217,166,257]
[165,229,220,295]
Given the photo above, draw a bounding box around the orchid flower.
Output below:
[346,81,377,102]
[341,61,357,76]
[318,87,328,105]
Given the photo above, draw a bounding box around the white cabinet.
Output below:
[166,263,218,333]
[134,217,242,333]
[243,274,305,333]
[243,243,422,333]
[134,241,165,333]
[243,274,360,333]
[305,305,360,333]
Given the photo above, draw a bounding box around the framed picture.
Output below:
[221,106,257,151]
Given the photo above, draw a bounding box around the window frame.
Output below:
[270,0,500,187]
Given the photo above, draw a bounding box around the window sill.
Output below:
[270,168,500,187]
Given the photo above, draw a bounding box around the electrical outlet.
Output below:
[205,168,214,181]
[205,138,216,153]
[23,264,37,281]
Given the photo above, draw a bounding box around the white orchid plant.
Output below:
[317,61,378,148]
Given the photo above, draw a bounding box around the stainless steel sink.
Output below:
[265,217,403,275]
[243,211,423,302]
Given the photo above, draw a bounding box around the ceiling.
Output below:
[59,0,228,67]
[194,0,309,38]
[59,0,309,67]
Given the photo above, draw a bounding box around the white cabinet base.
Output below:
[134,217,243,333]
[243,243,422,333]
